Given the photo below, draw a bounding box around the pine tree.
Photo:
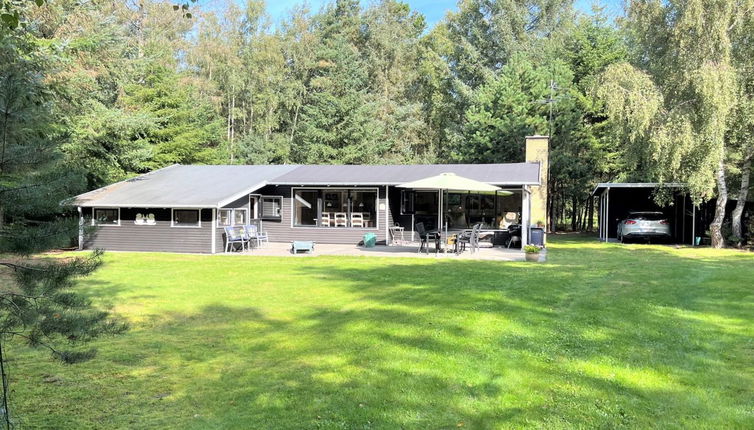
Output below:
[0,31,126,428]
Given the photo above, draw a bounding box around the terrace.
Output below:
[227,241,537,261]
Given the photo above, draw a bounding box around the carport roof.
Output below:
[592,182,685,196]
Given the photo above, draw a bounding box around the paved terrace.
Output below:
[227,242,544,262]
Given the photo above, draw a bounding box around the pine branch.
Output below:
[0,261,47,272]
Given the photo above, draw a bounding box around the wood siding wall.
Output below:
[82,207,213,253]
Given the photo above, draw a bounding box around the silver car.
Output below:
[617,211,671,243]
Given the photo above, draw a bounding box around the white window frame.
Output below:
[291,187,379,230]
[171,208,202,228]
[233,208,248,226]
[260,196,283,221]
[217,208,248,227]
[217,209,232,227]
[92,207,120,227]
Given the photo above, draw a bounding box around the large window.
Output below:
[293,188,378,229]
[294,190,318,226]
[260,196,282,220]
[172,209,201,228]
[93,208,119,226]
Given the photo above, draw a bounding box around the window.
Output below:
[218,208,248,227]
[234,208,247,225]
[93,208,119,226]
[400,190,414,215]
[218,209,232,227]
[260,196,282,220]
[351,190,377,228]
[172,209,201,228]
[293,188,378,229]
[294,190,318,226]
[414,191,437,214]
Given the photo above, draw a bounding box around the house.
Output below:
[73,136,549,253]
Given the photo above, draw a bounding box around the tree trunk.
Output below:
[587,195,594,231]
[571,196,578,231]
[710,158,728,248]
[731,154,751,246]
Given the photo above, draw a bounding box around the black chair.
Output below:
[415,222,439,254]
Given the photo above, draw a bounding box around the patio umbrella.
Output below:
[396,172,505,193]
[397,173,512,249]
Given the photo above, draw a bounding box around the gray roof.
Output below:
[270,163,539,185]
[74,163,540,208]
[74,164,299,208]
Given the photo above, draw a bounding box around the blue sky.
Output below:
[199,0,624,27]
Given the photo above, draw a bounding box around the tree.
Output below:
[0,31,126,428]
[122,66,224,169]
[293,0,386,164]
[598,0,742,247]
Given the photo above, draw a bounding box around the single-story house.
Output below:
[72,136,549,254]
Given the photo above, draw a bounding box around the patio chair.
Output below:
[415,222,439,255]
[244,224,269,249]
[456,223,482,254]
[388,223,405,245]
[351,212,364,228]
[507,224,521,249]
[224,226,247,252]
[320,212,331,227]
[334,212,347,227]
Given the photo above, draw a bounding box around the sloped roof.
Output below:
[73,164,300,208]
[73,163,540,208]
[271,163,539,185]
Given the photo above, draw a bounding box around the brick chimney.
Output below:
[525,135,549,231]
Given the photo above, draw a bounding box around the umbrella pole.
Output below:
[442,191,450,254]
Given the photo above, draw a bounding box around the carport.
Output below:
[593,183,698,244]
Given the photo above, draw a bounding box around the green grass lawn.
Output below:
[8,235,754,429]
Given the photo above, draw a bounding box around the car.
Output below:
[617,211,671,243]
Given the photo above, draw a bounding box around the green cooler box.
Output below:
[363,233,377,248]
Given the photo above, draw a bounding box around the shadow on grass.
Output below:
[15,240,754,429]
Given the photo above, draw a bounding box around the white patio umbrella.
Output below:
[397,173,512,249]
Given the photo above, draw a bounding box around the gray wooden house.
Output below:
[73,136,549,253]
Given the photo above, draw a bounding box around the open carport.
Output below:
[594,183,699,245]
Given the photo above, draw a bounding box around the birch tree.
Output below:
[598,0,744,247]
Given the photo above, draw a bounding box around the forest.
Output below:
[1,0,753,245]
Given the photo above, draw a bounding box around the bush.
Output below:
[523,245,541,254]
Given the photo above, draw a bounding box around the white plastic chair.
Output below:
[334,212,347,227]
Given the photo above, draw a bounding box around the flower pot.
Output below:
[525,252,540,262]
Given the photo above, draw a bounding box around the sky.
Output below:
[198,0,625,27]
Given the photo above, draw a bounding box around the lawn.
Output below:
[8,235,754,429]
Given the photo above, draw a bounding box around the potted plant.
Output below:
[535,220,545,228]
[523,245,541,262]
